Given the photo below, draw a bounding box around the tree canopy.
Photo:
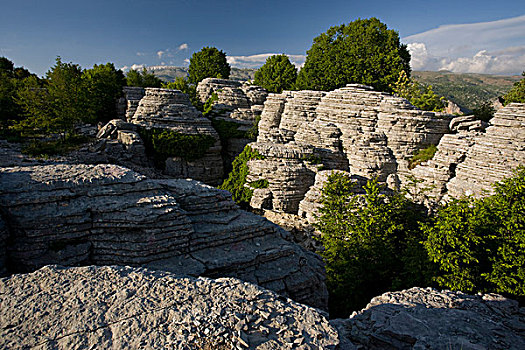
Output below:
[188,47,230,84]
[126,68,162,88]
[295,18,411,93]
[254,54,297,93]
[502,72,525,105]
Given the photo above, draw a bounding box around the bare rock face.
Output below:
[332,287,525,350]
[0,265,339,349]
[412,103,525,202]
[0,163,327,309]
[248,84,450,220]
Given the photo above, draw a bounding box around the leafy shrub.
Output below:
[138,127,215,165]
[126,68,162,88]
[408,144,437,169]
[316,173,431,317]
[502,71,525,105]
[472,101,495,122]
[249,179,269,189]
[219,145,265,206]
[301,154,322,165]
[392,70,445,112]
[211,118,247,142]
[424,167,525,298]
[202,92,218,117]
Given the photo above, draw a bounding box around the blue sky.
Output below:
[1,0,524,76]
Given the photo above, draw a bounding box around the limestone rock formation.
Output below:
[333,287,525,349]
[197,78,268,123]
[247,84,450,223]
[0,163,327,309]
[412,103,525,202]
[0,265,339,349]
[123,88,224,185]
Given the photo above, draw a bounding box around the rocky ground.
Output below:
[1,265,524,349]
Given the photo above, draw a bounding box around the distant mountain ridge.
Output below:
[149,67,521,111]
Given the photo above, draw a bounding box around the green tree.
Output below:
[254,54,297,93]
[295,18,411,93]
[83,63,126,123]
[16,57,88,136]
[126,68,162,88]
[391,70,445,111]
[316,173,431,317]
[502,71,525,105]
[424,168,525,297]
[0,57,36,127]
[188,47,230,84]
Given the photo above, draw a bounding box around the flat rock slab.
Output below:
[0,265,339,349]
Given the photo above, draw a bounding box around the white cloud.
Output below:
[184,58,190,65]
[178,43,188,51]
[226,53,306,69]
[120,64,146,72]
[403,15,525,74]
[136,52,146,56]
[157,50,165,59]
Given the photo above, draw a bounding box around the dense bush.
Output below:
[254,54,297,93]
[391,70,445,112]
[138,127,216,165]
[502,72,525,105]
[219,145,265,206]
[188,47,230,85]
[295,18,410,93]
[424,168,525,297]
[316,173,431,317]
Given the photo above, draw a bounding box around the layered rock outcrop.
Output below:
[333,287,525,349]
[248,84,450,222]
[0,163,327,309]
[0,265,338,349]
[412,103,525,201]
[247,86,524,232]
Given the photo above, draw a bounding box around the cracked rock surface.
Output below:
[332,287,525,350]
[0,163,327,310]
[0,265,339,349]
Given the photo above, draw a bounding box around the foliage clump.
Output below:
[295,18,411,93]
[472,101,496,122]
[408,144,437,169]
[502,71,525,105]
[424,167,525,297]
[126,68,162,88]
[391,70,445,112]
[316,173,431,317]
[254,54,297,93]
[219,145,265,206]
[188,47,230,85]
[21,134,91,157]
[138,127,215,165]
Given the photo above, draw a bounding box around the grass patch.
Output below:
[409,144,437,169]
